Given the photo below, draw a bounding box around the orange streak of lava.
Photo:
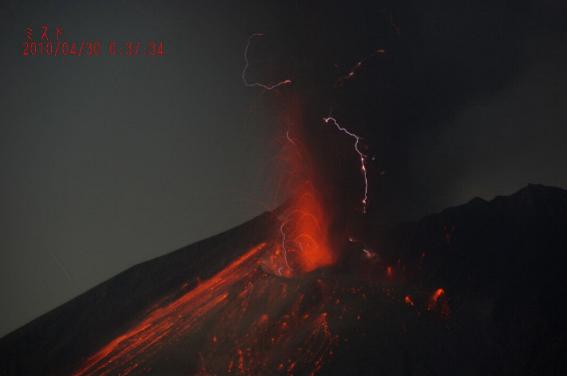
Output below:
[72,242,267,376]
[431,288,445,303]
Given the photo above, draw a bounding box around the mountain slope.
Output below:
[1,185,567,375]
[0,212,278,375]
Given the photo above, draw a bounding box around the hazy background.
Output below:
[0,0,289,336]
[1,0,567,336]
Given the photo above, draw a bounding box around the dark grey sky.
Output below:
[407,32,567,211]
[1,0,567,336]
[0,0,287,336]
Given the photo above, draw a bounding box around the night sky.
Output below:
[1,0,566,336]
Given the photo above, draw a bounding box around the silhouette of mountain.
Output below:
[1,185,566,375]
[0,212,277,375]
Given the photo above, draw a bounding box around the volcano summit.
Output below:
[2,185,567,375]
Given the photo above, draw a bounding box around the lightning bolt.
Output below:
[279,221,292,275]
[322,116,369,213]
[242,33,292,91]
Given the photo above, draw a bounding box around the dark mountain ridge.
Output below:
[2,184,567,375]
[367,184,567,375]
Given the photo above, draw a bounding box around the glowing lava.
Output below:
[426,288,450,317]
[430,288,445,305]
[270,102,337,276]
[72,240,342,376]
[72,243,268,376]
[280,183,335,273]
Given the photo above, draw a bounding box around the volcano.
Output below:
[2,184,567,375]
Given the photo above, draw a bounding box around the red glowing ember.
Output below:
[431,288,445,303]
[427,288,450,317]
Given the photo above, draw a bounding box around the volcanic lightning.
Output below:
[242,33,292,91]
[62,13,462,376]
[322,116,369,213]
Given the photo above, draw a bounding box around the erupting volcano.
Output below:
[69,84,350,375]
[3,182,567,375]
[3,21,567,376]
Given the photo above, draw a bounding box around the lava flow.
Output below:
[71,236,344,375]
[71,119,342,374]
[72,243,268,376]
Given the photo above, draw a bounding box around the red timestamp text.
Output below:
[22,40,103,57]
[21,25,166,58]
[22,40,166,57]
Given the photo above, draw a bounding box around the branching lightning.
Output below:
[242,33,292,91]
[322,116,369,213]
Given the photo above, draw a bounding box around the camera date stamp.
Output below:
[22,25,165,57]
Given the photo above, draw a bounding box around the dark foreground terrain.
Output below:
[2,184,567,375]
